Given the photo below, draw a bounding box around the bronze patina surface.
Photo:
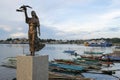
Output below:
[17,5,45,56]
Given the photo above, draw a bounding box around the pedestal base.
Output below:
[17,55,48,80]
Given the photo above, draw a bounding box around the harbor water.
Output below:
[0,44,120,80]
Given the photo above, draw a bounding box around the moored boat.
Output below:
[49,62,86,74]
[84,39,112,47]
[102,55,120,61]
[84,51,104,54]
[63,49,77,54]
[102,47,120,61]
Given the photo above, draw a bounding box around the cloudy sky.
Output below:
[0,0,120,40]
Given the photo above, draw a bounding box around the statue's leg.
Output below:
[29,32,33,56]
[31,33,35,56]
[28,32,31,53]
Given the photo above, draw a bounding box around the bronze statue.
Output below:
[17,5,45,56]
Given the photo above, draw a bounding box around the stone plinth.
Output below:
[17,55,48,80]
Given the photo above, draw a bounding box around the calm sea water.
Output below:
[0,44,119,80]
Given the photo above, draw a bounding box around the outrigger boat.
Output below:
[102,47,120,61]
[49,62,85,71]
[49,62,86,74]
[53,59,102,70]
[84,51,104,54]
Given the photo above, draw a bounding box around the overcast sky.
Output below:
[0,0,120,40]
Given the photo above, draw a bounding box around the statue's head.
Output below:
[31,11,37,17]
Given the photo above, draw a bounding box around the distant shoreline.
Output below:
[0,38,120,45]
[0,43,120,46]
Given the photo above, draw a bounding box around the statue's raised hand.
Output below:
[16,5,32,12]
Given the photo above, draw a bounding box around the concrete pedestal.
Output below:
[17,55,48,80]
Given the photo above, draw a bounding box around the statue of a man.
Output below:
[17,5,45,56]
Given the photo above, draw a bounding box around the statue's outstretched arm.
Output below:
[22,6,29,23]
[16,5,32,23]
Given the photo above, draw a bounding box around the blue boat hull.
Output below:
[89,43,112,47]
[103,56,120,61]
